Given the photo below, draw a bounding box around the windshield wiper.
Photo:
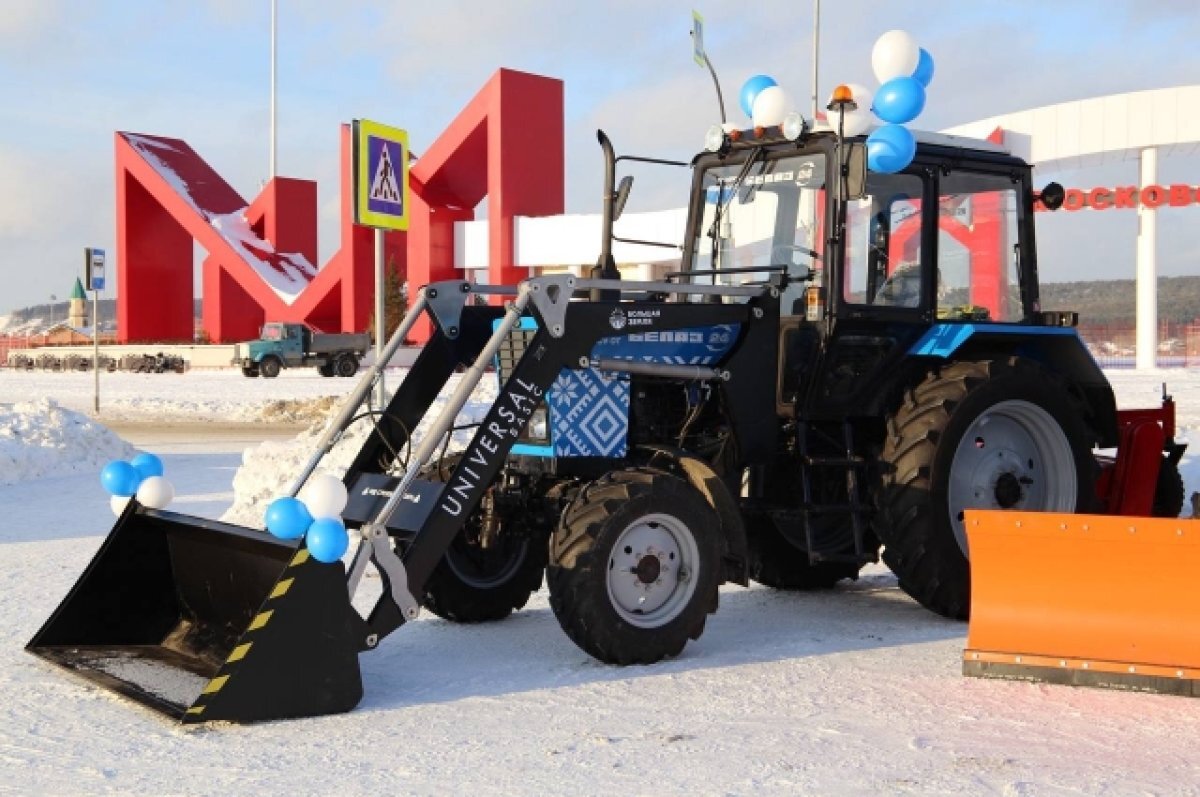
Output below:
[708,146,765,271]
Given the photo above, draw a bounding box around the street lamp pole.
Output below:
[811,0,820,121]
[270,0,277,179]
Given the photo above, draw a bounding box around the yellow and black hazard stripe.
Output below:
[184,547,310,719]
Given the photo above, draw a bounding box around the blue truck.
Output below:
[233,322,369,378]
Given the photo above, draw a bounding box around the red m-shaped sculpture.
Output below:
[115,68,563,344]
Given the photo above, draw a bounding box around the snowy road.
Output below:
[2,369,1200,795]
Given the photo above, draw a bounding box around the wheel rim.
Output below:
[606,512,700,628]
[444,535,528,589]
[947,399,1077,555]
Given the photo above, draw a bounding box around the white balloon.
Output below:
[751,85,790,127]
[110,495,131,517]
[871,30,920,84]
[301,473,349,519]
[846,83,874,115]
[826,83,875,136]
[841,109,875,137]
[136,476,175,510]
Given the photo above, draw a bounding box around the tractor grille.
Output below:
[496,326,537,382]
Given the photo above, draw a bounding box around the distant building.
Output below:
[67,277,87,330]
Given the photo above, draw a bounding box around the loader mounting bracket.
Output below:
[424,281,473,339]
[346,524,420,646]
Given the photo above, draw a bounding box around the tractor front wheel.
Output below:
[422,529,547,623]
[875,358,1098,619]
[420,456,547,622]
[548,469,720,664]
[746,515,868,590]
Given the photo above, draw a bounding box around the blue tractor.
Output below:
[29,122,1183,723]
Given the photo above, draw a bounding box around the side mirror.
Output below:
[844,142,867,200]
[613,175,634,221]
[1038,182,1065,211]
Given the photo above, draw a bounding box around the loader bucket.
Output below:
[26,504,365,723]
[963,509,1200,697]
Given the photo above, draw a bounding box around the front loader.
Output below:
[30,109,1188,722]
[26,269,777,722]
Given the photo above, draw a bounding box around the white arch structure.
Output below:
[943,85,1200,369]
[457,85,1200,369]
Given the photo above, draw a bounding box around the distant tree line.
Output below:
[1040,276,1200,325]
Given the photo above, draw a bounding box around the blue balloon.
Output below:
[265,496,313,540]
[100,460,141,497]
[912,48,935,88]
[130,452,164,480]
[739,74,778,118]
[873,76,926,125]
[306,517,349,564]
[866,125,917,173]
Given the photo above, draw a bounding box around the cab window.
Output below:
[843,172,925,308]
[936,172,1023,322]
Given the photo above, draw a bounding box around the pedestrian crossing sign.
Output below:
[354,119,409,231]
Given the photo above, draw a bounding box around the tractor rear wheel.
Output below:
[875,358,1099,619]
[548,468,720,664]
[420,456,547,622]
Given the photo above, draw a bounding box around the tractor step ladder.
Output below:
[796,419,874,564]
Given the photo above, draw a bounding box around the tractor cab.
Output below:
[682,125,1035,319]
[679,124,1052,420]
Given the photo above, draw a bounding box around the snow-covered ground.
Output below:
[2,367,1200,795]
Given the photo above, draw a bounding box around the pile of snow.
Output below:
[0,312,50,336]
[0,398,135,486]
[0,369,357,424]
[221,374,499,527]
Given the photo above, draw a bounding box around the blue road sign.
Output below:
[354,120,409,231]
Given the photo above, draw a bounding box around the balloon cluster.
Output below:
[101,453,175,515]
[828,31,935,174]
[865,30,935,173]
[739,74,790,128]
[264,474,350,564]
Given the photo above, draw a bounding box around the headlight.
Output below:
[704,124,727,153]
[782,112,807,141]
[526,407,549,441]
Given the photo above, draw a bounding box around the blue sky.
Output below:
[1,0,1198,315]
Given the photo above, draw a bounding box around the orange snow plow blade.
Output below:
[963,509,1200,696]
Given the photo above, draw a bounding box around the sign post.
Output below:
[353,119,410,406]
[691,10,706,67]
[84,247,106,414]
[690,10,726,124]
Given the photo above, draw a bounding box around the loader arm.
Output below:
[349,276,767,648]
[27,274,769,724]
